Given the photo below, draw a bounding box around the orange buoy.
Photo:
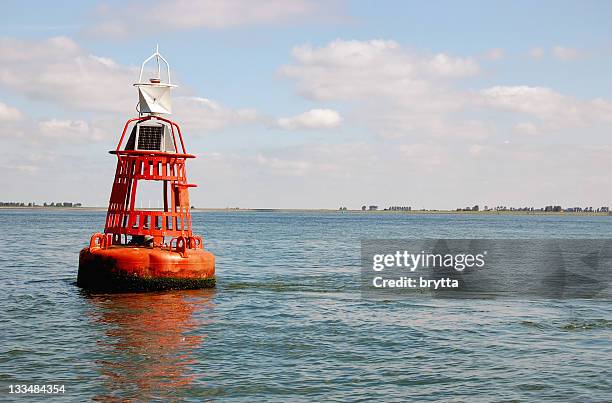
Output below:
[78,47,215,292]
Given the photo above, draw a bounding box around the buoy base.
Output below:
[78,244,215,293]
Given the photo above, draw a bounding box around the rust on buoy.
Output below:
[78,46,215,292]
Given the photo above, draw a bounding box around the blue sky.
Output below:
[1,0,611,208]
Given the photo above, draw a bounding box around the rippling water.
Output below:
[0,210,610,401]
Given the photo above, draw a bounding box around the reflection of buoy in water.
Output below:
[78,46,215,292]
[89,291,214,399]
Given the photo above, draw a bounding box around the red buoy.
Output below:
[78,47,215,292]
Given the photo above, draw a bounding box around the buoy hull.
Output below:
[78,245,215,292]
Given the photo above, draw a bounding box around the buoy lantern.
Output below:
[78,47,215,292]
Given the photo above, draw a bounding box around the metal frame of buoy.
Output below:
[101,47,196,249]
[103,115,196,247]
[78,46,215,292]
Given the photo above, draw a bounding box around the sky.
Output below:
[1,0,611,209]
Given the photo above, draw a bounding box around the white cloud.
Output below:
[0,36,135,113]
[277,108,342,130]
[174,96,260,133]
[425,53,481,77]
[88,0,329,37]
[279,39,485,139]
[0,37,262,135]
[513,122,540,136]
[255,154,312,176]
[0,101,23,121]
[280,39,479,103]
[38,119,90,139]
[280,38,612,146]
[528,47,544,59]
[192,140,612,209]
[528,46,579,61]
[398,143,450,168]
[468,144,488,156]
[480,85,612,128]
[552,46,580,61]
[250,142,377,178]
[481,86,568,118]
[484,48,504,61]
[16,164,39,173]
[0,151,58,176]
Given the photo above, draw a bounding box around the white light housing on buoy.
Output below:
[134,45,177,115]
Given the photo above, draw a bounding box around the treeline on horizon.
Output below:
[0,201,82,207]
[343,204,611,213]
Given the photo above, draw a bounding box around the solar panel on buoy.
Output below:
[136,125,163,150]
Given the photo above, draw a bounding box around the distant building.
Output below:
[386,206,411,211]
[368,205,378,211]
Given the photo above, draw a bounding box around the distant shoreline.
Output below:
[1,206,610,216]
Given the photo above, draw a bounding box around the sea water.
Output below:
[0,210,610,401]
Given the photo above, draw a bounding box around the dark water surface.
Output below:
[0,210,610,401]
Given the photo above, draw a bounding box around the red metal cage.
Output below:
[103,115,197,246]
